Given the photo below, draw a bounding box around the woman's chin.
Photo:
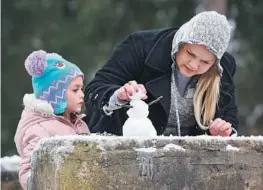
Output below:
[179,68,194,77]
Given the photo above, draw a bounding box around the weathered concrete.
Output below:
[28,135,263,190]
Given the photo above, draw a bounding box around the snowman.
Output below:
[122,92,158,137]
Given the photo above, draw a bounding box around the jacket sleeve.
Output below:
[221,53,239,133]
[19,125,50,189]
[84,34,146,132]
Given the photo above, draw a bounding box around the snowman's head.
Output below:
[127,99,149,118]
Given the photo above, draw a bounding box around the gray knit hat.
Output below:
[171,11,232,74]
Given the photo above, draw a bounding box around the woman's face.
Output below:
[175,43,216,77]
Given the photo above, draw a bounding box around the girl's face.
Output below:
[175,43,216,77]
[65,76,84,114]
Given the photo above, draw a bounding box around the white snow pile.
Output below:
[226,144,240,151]
[163,144,186,151]
[134,147,157,153]
[0,155,21,172]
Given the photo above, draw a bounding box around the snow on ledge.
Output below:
[33,134,263,150]
[226,144,240,151]
[134,147,157,152]
[31,134,263,156]
[38,134,263,143]
[163,144,186,151]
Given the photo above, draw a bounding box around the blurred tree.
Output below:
[203,0,227,14]
[2,0,262,156]
[228,0,263,134]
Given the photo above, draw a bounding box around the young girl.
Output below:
[14,50,90,189]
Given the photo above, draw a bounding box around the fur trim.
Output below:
[23,94,54,116]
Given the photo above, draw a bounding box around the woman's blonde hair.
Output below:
[193,62,221,130]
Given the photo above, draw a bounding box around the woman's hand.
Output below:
[209,118,232,136]
[115,80,147,101]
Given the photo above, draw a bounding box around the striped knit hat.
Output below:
[25,50,84,114]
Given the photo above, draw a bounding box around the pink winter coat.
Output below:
[14,94,90,189]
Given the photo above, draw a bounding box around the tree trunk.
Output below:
[203,0,227,15]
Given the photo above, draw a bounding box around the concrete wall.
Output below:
[28,135,263,190]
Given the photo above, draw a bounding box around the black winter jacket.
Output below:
[84,28,238,136]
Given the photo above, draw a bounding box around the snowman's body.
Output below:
[122,92,157,137]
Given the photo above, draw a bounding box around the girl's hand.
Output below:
[209,118,232,136]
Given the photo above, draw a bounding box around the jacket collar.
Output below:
[143,28,178,116]
[23,93,54,116]
[23,93,86,123]
[144,28,177,74]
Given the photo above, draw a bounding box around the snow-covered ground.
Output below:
[1,155,21,172]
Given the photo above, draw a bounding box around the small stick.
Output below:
[115,103,133,109]
[148,96,163,106]
[115,96,163,108]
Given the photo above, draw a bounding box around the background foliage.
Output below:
[2,0,262,156]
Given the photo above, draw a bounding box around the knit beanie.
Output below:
[171,11,232,74]
[25,50,84,114]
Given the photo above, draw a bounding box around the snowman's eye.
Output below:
[56,62,65,69]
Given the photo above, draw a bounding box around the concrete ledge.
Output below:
[28,135,263,190]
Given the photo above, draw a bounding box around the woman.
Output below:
[84,11,238,136]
